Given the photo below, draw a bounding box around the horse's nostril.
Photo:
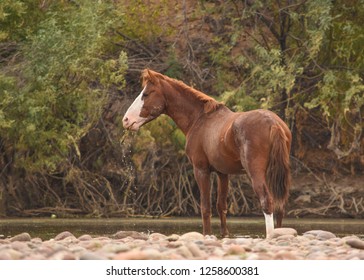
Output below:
[123,117,128,123]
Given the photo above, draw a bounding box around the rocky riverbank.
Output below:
[0,228,363,260]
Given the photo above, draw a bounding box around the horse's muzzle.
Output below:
[123,116,141,131]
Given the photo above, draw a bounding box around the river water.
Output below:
[0,217,363,240]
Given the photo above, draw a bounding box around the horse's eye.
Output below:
[143,90,154,98]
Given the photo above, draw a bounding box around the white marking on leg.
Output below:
[264,212,274,238]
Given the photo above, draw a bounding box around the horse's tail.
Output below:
[266,124,291,213]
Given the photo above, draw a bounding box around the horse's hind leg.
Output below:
[251,174,274,238]
[276,207,284,228]
[243,156,274,238]
[217,173,229,237]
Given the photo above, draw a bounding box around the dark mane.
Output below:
[142,69,222,113]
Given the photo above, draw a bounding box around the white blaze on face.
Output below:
[123,86,148,131]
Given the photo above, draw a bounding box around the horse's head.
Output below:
[123,69,166,131]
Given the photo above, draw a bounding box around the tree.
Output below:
[0,0,128,215]
[204,0,363,169]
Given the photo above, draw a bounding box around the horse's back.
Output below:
[233,109,291,144]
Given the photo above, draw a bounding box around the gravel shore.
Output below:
[1,228,363,260]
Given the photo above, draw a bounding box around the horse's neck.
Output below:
[162,81,205,135]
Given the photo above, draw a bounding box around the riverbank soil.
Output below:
[288,174,364,218]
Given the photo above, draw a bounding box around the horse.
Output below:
[123,69,291,238]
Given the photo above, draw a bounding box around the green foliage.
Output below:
[306,72,364,118]
[0,74,15,129]
[1,1,128,172]
[303,1,364,157]
[205,0,334,115]
[221,88,259,112]
[208,36,236,93]
[116,0,175,42]
[0,0,26,41]
[0,0,45,41]
[164,47,184,79]
[147,116,186,152]
[131,115,186,170]
[246,46,303,108]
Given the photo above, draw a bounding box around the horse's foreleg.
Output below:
[193,167,212,235]
[217,173,229,237]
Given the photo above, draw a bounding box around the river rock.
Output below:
[246,252,273,260]
[167,241,182,249]
[185,242,205,258]
[235,237,254,245]
[54,231,75,241]
[166,234,180,241]
[2,226,364,260]
[23,253,47,260]
[10,232,31,242]
[113,231,148,240]
[31,237,43,244]
[141,248,163,260]
[179,232,204,241]
[0,251,12,260]
[149,233,167,241]
[226,244,246,255]
[62,235,78,243]
[276,235,295,241]
[344,251,364,260]
[102,243,130,253]
[272,228,297,238]
[84,240,105,250]
[78,234,93,241]
[79,252,108,260]
[205,235,218,241]
[48,250,76,260]
[274,251,300,260]
[68,245,87,254]
[212,247,225,257]
[0,248,23,260]
[11,241,29,252]
[222,238,234,245]
[345,238,364,250]
[303,230,336,240]
[204,239,222,248]
[176,245,194,258]
[113,249,147,260]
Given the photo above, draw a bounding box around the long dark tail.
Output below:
[266,124,291,214]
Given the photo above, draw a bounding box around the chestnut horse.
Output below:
[123,69,291,238]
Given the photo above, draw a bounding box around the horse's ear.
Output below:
[142,69,158,86]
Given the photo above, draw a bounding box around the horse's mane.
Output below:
[142,69,222,113]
